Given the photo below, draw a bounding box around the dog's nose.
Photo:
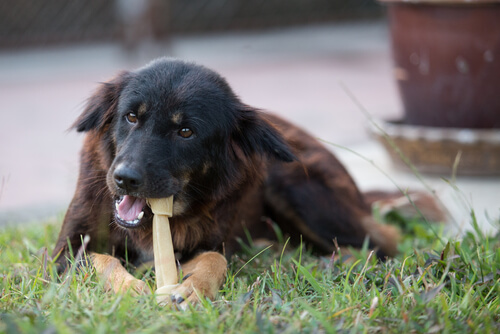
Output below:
[113,165,143,192]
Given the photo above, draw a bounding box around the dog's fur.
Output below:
[53,58,400,306]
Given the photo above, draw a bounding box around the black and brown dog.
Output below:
[53,58,401,306]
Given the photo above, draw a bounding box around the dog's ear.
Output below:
[73,71,130,132]
[233,106,296,162]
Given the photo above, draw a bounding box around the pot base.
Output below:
[371,120,500,176]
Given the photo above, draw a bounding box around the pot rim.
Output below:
[371,119,500,144]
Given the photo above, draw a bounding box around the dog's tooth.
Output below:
[138,211,144,220]
[126,218,138,225]
[115,202,119,211]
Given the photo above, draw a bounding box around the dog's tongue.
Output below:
[117,196,146,221]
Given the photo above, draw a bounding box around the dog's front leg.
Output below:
[91,253,150,296]
[166,251,227,309]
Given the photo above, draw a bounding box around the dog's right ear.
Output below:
[73,71,130,132]
[232,106,296,163]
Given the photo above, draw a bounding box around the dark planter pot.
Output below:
[374,0,500,175]
[381,0,500,129]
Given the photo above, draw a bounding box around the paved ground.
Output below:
[1,20,498,235]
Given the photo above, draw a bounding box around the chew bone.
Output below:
[147,197,177,302]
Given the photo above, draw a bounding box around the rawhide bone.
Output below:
[147,197,177,303]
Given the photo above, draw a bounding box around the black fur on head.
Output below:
[73,58,296,213]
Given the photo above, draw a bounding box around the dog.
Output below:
[53,58,402,307]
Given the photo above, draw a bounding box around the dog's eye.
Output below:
[125,112,138,124]
[179,128,193,138]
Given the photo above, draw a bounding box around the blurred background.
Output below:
[0,0,498,235]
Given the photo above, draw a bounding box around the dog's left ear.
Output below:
[233,107,296,162]
[73,71,130,132]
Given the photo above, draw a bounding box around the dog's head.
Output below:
[75,58,295,228]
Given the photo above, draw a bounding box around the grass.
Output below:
[1,210,499,334]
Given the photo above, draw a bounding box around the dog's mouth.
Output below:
[114,195,149,228]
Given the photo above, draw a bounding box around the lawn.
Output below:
[0,207,499,333]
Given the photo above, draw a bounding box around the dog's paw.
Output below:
[119,277,151,296]
[156,252,227,310]
[153,273,216,310]
[90,253,151,296]
[170,274,214,310]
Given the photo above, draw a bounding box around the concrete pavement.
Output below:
[0,20,498,235]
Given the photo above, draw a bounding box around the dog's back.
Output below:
[257,114,400,256]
